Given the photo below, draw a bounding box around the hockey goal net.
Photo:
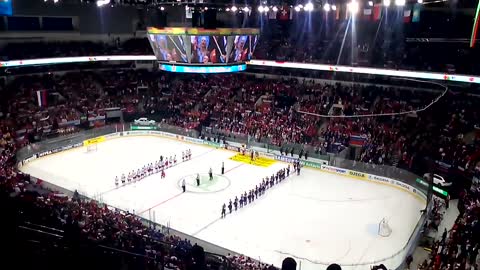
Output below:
[86,144,98,153]
[378,218,392,237]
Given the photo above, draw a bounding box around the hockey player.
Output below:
[196,173,200,186]
[188,149,192,159]
[137,169,142,180]
[174,155,177,165]
[182,151,185,162]
[121,173,126,184]
[234,197,238,211]
[297,162,301,175]
[161,168,166,178]
[221,203,226,218]
[250,151,254,161]
[115,176,119,186]
[181,178,186,192]
[287,165,290,177]
[209,167,213,180]
[221,162,224,175]
[228,200,233,214]
[239,195,243,208]
[169,156,173,167]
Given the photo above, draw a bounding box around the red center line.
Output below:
[224,163,245,174]
[137,192,183,215]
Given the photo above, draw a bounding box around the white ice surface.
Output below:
[20,136,425,270]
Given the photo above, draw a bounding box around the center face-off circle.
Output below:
[178,173,231,193]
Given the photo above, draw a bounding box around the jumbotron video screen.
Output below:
[147,27,260,64]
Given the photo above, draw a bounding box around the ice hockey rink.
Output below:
[20,135,425,270]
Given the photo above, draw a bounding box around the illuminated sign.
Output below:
[159,63,247,73]
[1,56,479,84]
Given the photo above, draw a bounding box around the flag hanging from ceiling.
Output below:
[268,9,277,19]
[278,6,292,20]
[363,8,372,20]
[412,3,421,22]
[373,4,382,20]
[403,9,411,23]
[36,90,48,107]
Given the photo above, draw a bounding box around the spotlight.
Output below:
[272,6,278,12]
[323,3,330,12]
[417,0,423,3]
[368,1,373,6]
[383,0,391,6]
[258,5,264,12]
[96,0,108,7]
[347,1,359,14]
[304,2,314,11]
[264,6,270,12]
[231,5,237,12]
[160,6,165,10]
[395,0,405,6]
[332,5,337,10]
[294,5,301,12]
[204,7,208,10]
[226,7,230,11]
[243,6,250,12]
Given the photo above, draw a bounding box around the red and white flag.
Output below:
[373,4,382,20]
[36,90,48,107]
[403,9,412,23]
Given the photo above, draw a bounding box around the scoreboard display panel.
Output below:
[147,27,260,65]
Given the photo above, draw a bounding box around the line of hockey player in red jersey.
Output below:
[114,149,192,186]
[221,160,301,218]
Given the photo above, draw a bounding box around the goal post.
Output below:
[86,144,98,153]
[83,136,105,153]
[378,218,392,237]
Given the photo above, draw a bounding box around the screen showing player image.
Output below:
[229,35,250,63]
[149,34,188,63]
[190,36,216,64]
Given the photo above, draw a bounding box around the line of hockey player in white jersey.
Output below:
[114,149,192,186]
[221,160,302,218]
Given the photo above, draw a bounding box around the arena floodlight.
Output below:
[304,2,314,11]
[332,4,337,10]
[383,0,391,6]
[226,7,230,11]
[231,5,237,12]
[347,1,359,14]
[395,0,405,6]
[272,6,278,12]
[368,1,373,6]
[294,5,301,11]
[258,5,264,12]
[323,3,331,12]
[160,6,165,11]
[417,0,423,3]
[96,0,108,7]
[243,6,250,12]
[264,6,270,12]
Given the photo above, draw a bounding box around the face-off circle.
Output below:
[178,173,231,193]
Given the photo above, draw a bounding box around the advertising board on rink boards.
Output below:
[83,136,106,146]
